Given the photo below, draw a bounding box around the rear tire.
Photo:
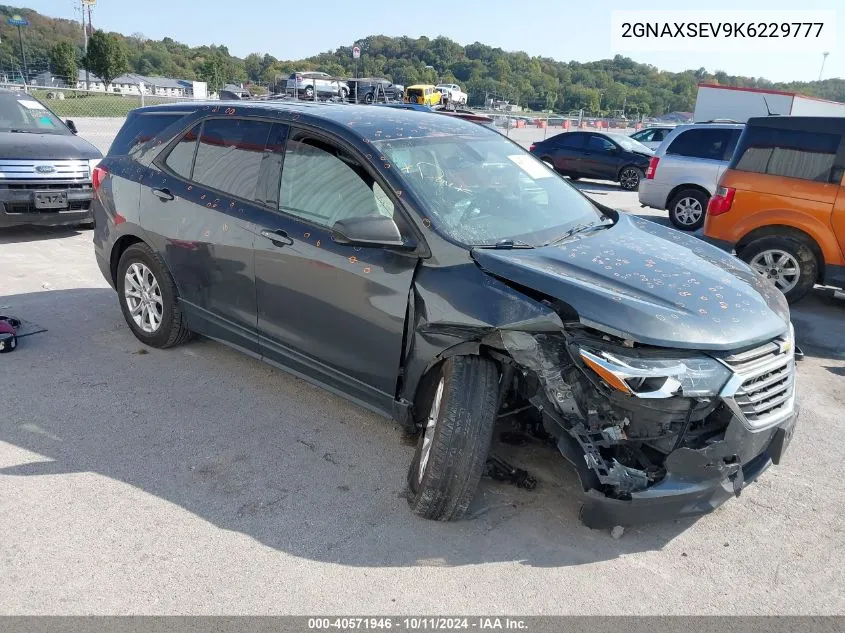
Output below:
[117,243,190,348]
[364,92,375,104]
[303,86,314,99]
[668,189,708,231]
[739,236,818,303]
[408,356,499,521]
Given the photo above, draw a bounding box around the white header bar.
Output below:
[611,10,837,53]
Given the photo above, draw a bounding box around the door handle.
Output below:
[152,188,174,201]
[260,229,294,247]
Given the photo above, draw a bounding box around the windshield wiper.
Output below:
[543,219,612,247]
[8,129,34,133]
[478,238,534,249]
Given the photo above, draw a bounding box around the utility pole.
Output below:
[819,51,829,81]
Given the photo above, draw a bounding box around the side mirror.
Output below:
[331,215,412,249]
[65,119,78,134]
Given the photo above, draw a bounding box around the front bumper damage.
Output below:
[497,329,798,529]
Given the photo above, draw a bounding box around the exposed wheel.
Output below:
[739,236,818,303]
[303,86,314,99]
[117,243,190,348]
[619,166,643,191]
[668,189,708,231]
[408,355,499,521]
[364,92,375,104]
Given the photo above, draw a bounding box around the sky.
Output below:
[33,0,844,83]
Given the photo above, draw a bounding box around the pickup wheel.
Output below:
[303,86,314,99]
[364,92,375,104]
[739,236,818,303]
[668,189,708,231]
[407,356,499,521]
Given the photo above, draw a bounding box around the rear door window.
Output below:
[733,126,842,183]
[163,123,200,180]
[667,128,735,160]
[191,118,273,201]
[555,133,586,149]
[588,135,616,152]
[109,111,188,156]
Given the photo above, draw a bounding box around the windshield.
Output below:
[374,130,604,247]
[0,93,69,134]
[614,135,652,153]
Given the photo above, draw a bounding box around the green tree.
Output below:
[49,41,78,84]
[198,53,226,93]
[83,30,129,90]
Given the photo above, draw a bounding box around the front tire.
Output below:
[303,86,314,99]
[668,189,708,231]
[408,356,499,521]
[117,243,190,348]
[739,236,818,303]
[619,166,643,191]
[364,92,375,104]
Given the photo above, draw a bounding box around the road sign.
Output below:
[7,15,29,26]
[352,46,361,59]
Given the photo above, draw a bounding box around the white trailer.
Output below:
[694,84,845,122]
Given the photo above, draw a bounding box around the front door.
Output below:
[142,117,277,354]
[582,134,619,179]
[253,129,419,413]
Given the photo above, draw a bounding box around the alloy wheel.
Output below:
[620,168,640,190]
[749,249,801,293]
[418,378,445,483]
[124,262,163,333]
[673,197,703,226]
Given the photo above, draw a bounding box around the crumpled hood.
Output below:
[0,131,101,160]
[471,214,790,351]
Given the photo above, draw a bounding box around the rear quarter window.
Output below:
[108,112,188,156]
[732,126,843,183]
[667,128,737,161]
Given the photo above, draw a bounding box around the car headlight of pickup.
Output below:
[578,348,732,398]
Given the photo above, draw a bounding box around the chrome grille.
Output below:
[0,159,90,181]
[721,335,796,429]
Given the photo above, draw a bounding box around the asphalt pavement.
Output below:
[1,181,844,614]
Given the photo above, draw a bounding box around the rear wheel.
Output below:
[117,243,190,348]
[408,356,499,521]
[364,92,375,104]
[303,85,314,99]
[340,87,349,101]
[668,189,708,231]
[739,236,818,303]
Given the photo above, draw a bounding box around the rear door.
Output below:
[545,132,586,174]
[141,116,278,353]
[252,128,420,413]
[661,127,740,194]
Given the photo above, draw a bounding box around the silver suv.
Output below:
[285,72,349,100]
[638,123,743,231]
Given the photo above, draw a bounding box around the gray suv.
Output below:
[638,123,743,231]
[285,72,349,100]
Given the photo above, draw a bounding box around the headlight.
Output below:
[578,348,732,398]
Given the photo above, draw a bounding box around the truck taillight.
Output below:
[645,156,659,179]
[92,166,108,192]
[707,186,736,216]
[529,143,537,152]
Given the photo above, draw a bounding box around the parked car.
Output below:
[404,84,442,106]
[435,83,468,106]
[0,89,102,228]
[529,131,652,191]
[638,123,744,231]
[346,77,402,103]
[92,102,797,529]
[704,116,845,303]
[286,72,349,100]
[629,126,673,150]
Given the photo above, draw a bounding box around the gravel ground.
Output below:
[1,176,844,614]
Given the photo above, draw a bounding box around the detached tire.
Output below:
[739,236,818,303]
[408,356,499,521]
[117,243,191,348]
[668,188,708,231]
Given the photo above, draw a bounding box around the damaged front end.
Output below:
[496,325,798,529]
